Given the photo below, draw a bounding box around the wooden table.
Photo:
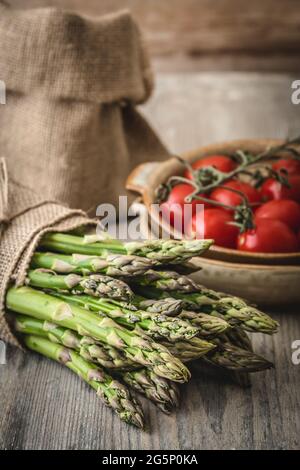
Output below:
[0,73,300,450]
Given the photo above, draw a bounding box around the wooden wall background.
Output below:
[8,0,300,72]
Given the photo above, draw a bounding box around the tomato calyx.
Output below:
[231,204,256,232]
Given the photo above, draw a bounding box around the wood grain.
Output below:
[7,0,300,72]
[0,309,299,449]
[0,73,300,449]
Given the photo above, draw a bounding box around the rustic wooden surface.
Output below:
[0,72,299,450]
[8,0,300,72]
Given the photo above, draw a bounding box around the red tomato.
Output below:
[255,200,300,232]
[161,184,208,228]
[188,208,239,249]
[210,180,261,209]
[272,158,300,176]
[184,155,236,179]
[237,219,298,253]
[261,175,300,203]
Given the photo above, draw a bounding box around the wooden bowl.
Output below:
[127,138,300,266]
[189,257,300,306]
[126,139,300,305]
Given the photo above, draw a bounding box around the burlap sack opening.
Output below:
[0,3,169,213]
[0,159,96,348]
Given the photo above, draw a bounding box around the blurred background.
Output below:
[9,0,300,72]
[8,0,300,153]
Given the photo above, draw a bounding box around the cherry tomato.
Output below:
[188,208,239,249]
[261,175,300,203]
[237,219,298,253]
[272,158,300,176]
[184,155,236,179]
[255,200,300,232]
[210,180,261,209]
[161,184,208,228]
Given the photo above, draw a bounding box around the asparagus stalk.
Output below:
[161,336,217,362]
[131,295,184,316]
[27,269,133,301]
[25,269,229,339]
[40,232,213,264]
[28,268,184,316]
[14,315,179,412]
[134,286,278,335]
[7,286,190,383]
[223,329,252,387]
[13,312,212,369]
[225,328,253,352]
[16,311,269,374]
[52,292,212,346]
[178,311,232,338]
[31,251,157,277]
[133,270,201,293]
[121,369,180,414]
[14,314,136,370]
[24,334,144,428]
[163,336,273,372]
[205,343,273,373]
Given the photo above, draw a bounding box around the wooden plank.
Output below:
[8,0,300,72]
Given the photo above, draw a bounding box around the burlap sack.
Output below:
[0,158,96,347]
[0,4,169,213]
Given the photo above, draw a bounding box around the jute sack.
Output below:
[0,159,96,347]
[0,4,169,213]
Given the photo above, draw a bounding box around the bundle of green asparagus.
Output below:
[6,232,279,430]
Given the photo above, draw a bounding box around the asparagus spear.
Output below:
[131,272,279,334]
[14,315,179,412]
[225,328,253,352]
[17,311,268,374]
[121,369,180,414]
[27,269,133,301]
[163,336,273,372]
[178,311,231,338]
[24,334,144,428]
[205,343,273,373]
[52,292,211,345]
[134,286,279,335]
[132,269,201,293]
[161,336,217,362]
[40,232,213,264]
[131,295,184,316]
[223,329,252,387]
[31,251,157,277]
[25,269,228,339]
[14,314,136,370]
[28,268,184,316]
[7,286,191,382]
